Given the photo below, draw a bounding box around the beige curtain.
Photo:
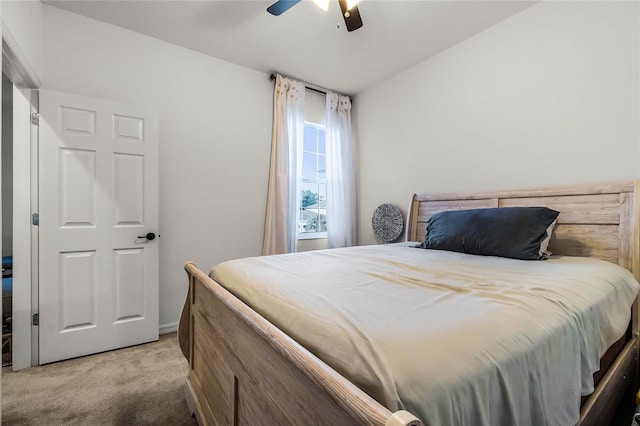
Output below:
[326,92,356,248]
[262,75,305,255]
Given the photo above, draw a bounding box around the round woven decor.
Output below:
[372,204,404,243]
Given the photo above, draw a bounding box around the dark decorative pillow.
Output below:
[415,207,560,260]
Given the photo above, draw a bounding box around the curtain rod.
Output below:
[269,73,327,96]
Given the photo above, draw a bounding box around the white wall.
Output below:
[2,0,43,83]
[355,1,640,245]
[22,0,640,326]
[41,5,274,330]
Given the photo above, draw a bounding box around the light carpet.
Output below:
[2,333,197,425]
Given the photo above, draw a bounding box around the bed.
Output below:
[178,180,640,426]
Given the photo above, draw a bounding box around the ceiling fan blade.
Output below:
[267,0,302,16]
[338,0,363,32]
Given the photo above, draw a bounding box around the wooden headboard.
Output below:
[406,180,640,280]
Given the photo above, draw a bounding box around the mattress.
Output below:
[210,244,640,426]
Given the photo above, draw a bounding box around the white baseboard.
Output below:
[159,322,178,335]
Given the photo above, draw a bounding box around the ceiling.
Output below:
[44,0,537,95]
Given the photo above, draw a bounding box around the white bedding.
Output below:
[210,244,639,426]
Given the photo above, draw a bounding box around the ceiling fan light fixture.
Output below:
[312,0,330,11]
[267,0,363,32]
[346,0,361,10]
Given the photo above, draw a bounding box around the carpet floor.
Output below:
[2,333,197,426]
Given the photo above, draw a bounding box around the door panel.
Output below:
[59,148,96,227]
[113,153,144,225]
[58,250,97,331]
[114,248,145,322]
[39,90,158,364]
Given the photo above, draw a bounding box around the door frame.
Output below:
[2,32,40,369]
[12,86,37,370]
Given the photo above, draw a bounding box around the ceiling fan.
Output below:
[267,0,363,32]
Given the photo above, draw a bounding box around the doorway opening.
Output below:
[2,72,14,366]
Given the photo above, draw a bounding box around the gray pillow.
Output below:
[415,207,560,260]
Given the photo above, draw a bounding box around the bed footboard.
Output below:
[178,261,423,426]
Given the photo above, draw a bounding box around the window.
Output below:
[299,122,327,238]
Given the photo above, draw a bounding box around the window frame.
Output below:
[298,121,328,240]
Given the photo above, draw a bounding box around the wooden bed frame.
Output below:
[178,180,640,426]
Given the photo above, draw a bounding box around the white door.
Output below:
[39,90,159,364]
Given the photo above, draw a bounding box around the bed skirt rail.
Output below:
[579,336,638,425]
[179,261,423,426]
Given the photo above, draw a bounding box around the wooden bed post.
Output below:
[405,194,418,242]
[632,180,640,336]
